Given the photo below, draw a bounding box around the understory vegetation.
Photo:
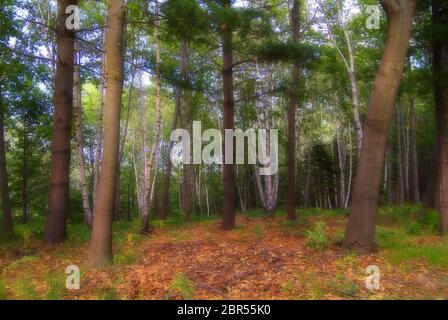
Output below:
[0,205,447,300]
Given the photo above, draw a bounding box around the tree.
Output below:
[44,0,78,245]
[221,0,236,230]
[408,97,419,203]
[432,0,448,234]
[286,0,301,221]
[73,40,93,228]
[0,83,12,235]
[142,0,162,233]
[88,0,125,267]
[343,0,416,253]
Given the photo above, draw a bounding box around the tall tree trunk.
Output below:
[44,0,78,245]
[344,121,354,209]
[0,84,13,235]
[142,0,162,233]
[396,105,405,205]
[343,0,415,253]
[22,127,28,223]
[180,40,192,222]
[432,0,448,234]
[94,33,106,206]
[422,145,438,210]
[318,0,363,153]
[159,89,180,220]
[87,0,125,267]
[408,97,419,203]
[221,0,236,230]
[73,40,93,228]
[286,0,300,221]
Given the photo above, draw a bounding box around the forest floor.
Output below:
[1,206,448,300]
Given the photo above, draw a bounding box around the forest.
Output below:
[0,0,447,301]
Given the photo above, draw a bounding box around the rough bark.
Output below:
[343,0,416,253]
[44,0,78,245]
[87,0,125,267]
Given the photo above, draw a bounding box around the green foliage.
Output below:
[253,41,319,65]
[253,225,265,239]
[375,226,411,249]
[13,277,38,300]
[97,287,119,300]
[306,222,329,250]
[387,243,448,268]
[168,272,194,300]
[0,279,7,300]
[114,251,137,266]
[65,223,91,246]
[7,255,38,269]
[45,272,65,300]
[329,278,359,297]
[378,206,438,236]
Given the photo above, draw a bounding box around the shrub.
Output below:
[306,222,329,250]
[375,227,407,248]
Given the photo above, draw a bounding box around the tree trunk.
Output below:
[160,88,181,220]
[396,105,405,205]
[343,0,415,253]
[432,0,448,234]
[73,40,93,228]
[180,40,192,222]
[87,0,125,267]
[44,0,78,245]
[286,0,300,221]
[94,33,106,206]
[408,97,419,203]
[142,0,162,233]
[422,145,438,210]
[221,0,236,230]
[22,126,28,223]
[0,84,13,235]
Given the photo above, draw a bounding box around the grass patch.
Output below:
[13,277,39,300]
[0,279,7,300]
[114,251,137,266]
[45,272,66,300]
[167,272,194,300]
[306,222,329,250]
[65,223,91,246]
[387,242,448,268]
[329,277,359,297]
[97,287,119,300]
[7,255,39,269]
[253,225,265,239]
[375,226,410,249]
